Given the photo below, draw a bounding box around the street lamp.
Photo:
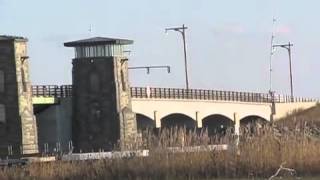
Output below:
[129,66,171,74]
[165,24,190,90]
[272,42,294,102]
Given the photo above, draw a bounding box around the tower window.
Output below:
[74,45,125,58]
[89,71,100,93]
[0,70,4,92]
[0,104,5,123]
[21,67,27,92]
[120,70,126,91]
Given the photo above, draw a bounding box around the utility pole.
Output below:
[269,18,277,93]
[273,42,294,102]
[165,24,189,89]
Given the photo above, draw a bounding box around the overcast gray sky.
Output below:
[1,0,319,98]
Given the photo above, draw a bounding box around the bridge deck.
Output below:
[31,85,317,104]
[32,97,58,105]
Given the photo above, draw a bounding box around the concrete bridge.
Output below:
[31,85,318,136]
[4,35,317,155]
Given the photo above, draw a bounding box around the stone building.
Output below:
[64,37,137,152]
[0,36,38,155]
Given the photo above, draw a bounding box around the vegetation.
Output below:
[1,105,320,179]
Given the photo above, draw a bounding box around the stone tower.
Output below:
[0,36,38,155]
[64,37,137,152]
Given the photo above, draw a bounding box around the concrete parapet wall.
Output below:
[35,97,318,136]
[132,98,319,125]
[132,98,272,128]
[274,102,318,120]
[62,150,149,161]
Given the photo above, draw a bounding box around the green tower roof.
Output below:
[64,37,133,47]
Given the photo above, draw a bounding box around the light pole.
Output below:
[165,24,189,90]
[272,42,294,102]
[129,66,171,74]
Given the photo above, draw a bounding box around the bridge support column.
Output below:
[196,111,202,128]
[154,111,161,128]
[270,102,276,122]
[234,112,240,136]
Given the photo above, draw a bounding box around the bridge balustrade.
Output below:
[32,85,72,98]
[130,87,275,103]
[31,85,318,103]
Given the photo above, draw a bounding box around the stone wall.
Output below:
[72,57,137,152]
[0,37,38,155]
[15,41,38,154]
[114,57,137,148]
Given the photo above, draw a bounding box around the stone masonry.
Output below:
[0,36,38,155]
[114,57,137,148]
[65,37,137,152]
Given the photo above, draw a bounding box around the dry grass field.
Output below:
[1,104,320,180]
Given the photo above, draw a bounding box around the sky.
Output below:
[1,0,320,98]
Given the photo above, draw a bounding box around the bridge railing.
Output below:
[32,85,72,98]
[31,85,318,103]
[130,87,274,103]
[130,87,318,103]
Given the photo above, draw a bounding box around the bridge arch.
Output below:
[238,112,269,122]
[136,113,155,131]
[161,113,197,130]
[240,115,268,125]
[202,114,234,136]
[240,115,269,134]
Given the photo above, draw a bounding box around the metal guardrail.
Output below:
[131,87,273,103]
[130,87,318,103]
[32,85,72,98]
[0,141,74,158]
[31,85,318,103]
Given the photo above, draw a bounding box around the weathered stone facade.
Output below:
[65,37,137,152]
[0,36,38,155]
[114,57,137,148]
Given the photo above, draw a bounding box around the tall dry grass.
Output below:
[1,106,320,179]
